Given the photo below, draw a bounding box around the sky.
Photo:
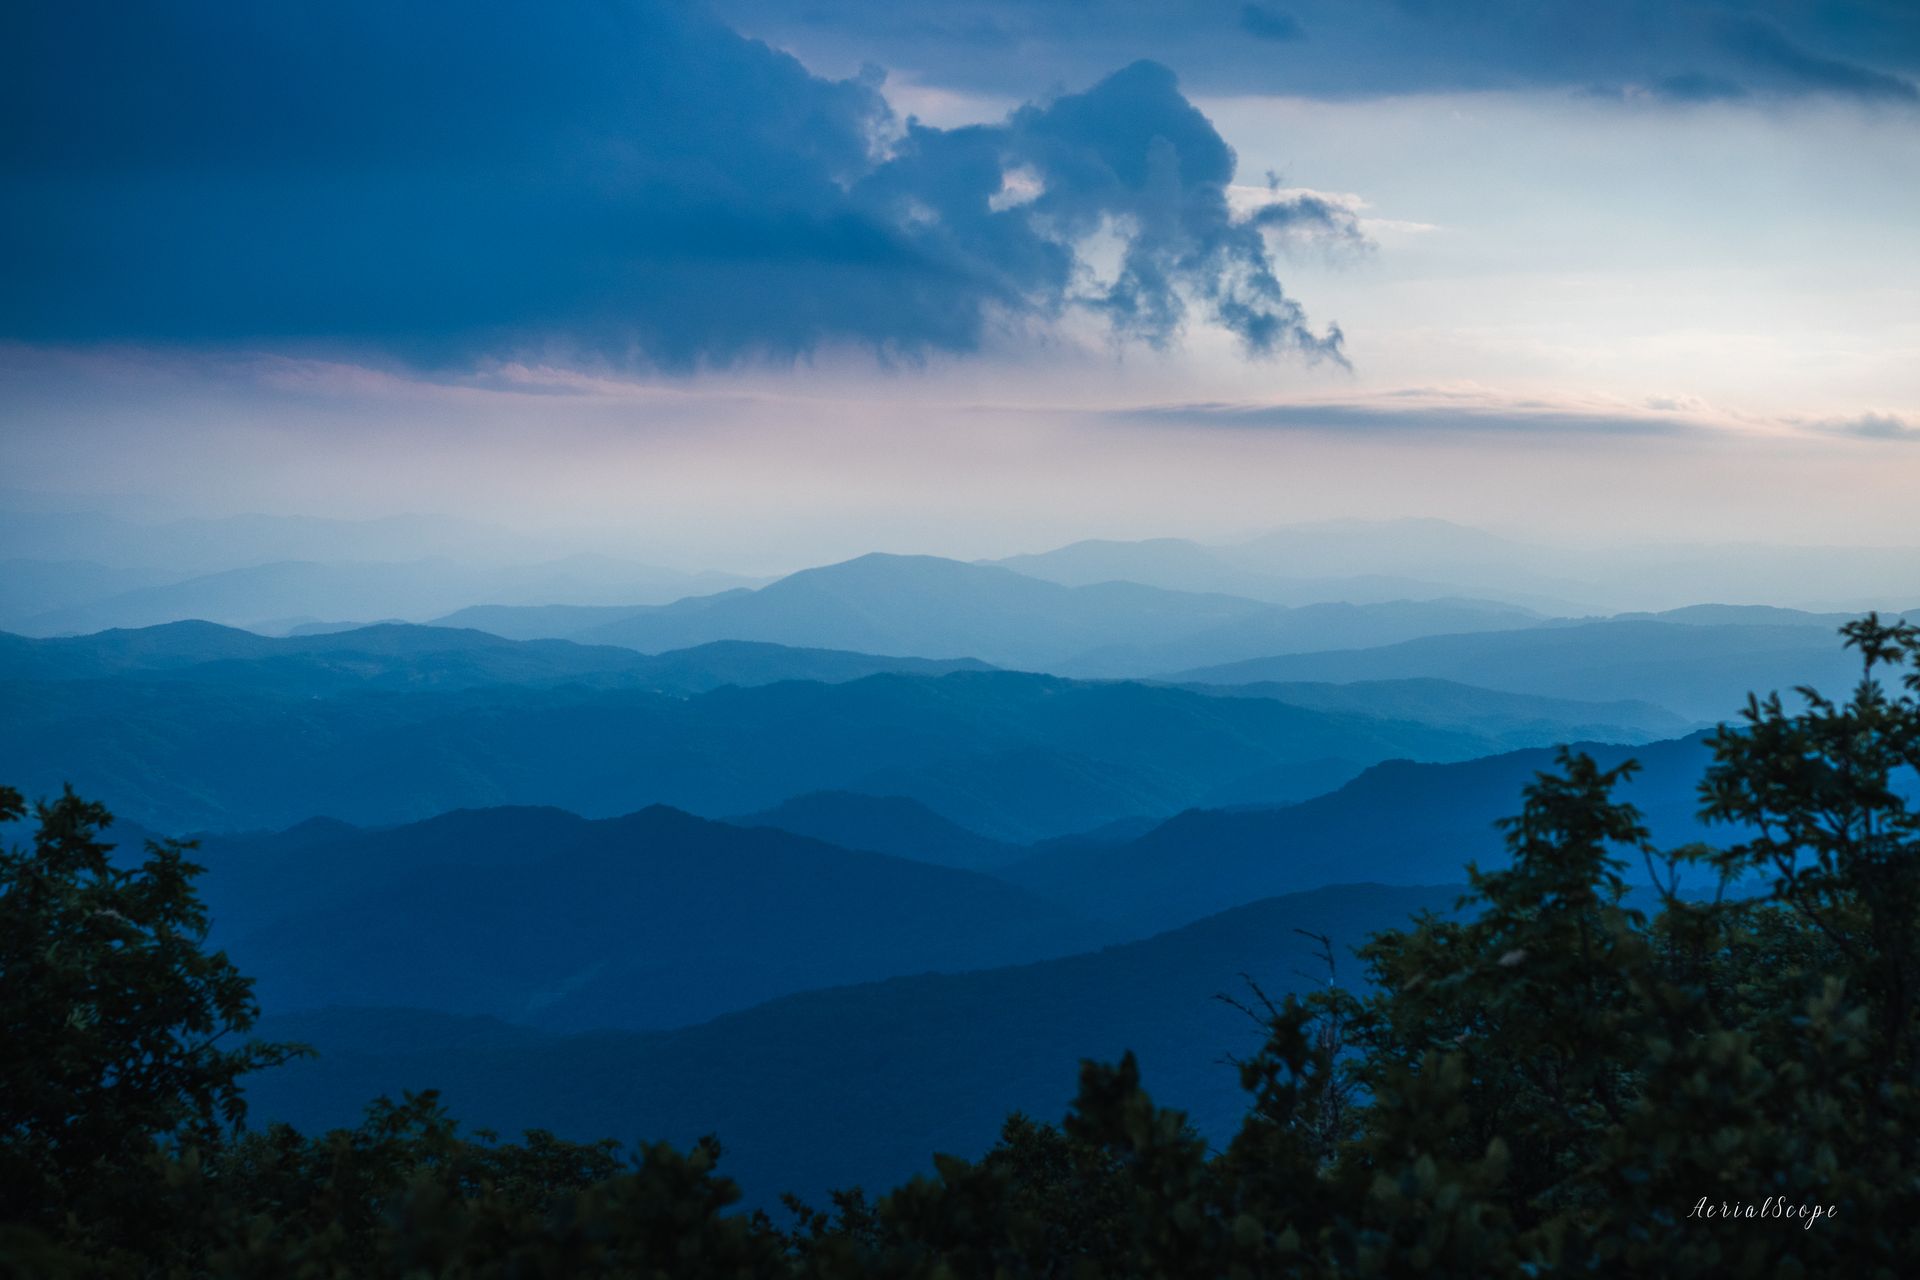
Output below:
[2,0,1917,572]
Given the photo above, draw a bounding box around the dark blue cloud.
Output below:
[1719,13,1919,101]
[0,1,1340,368]
[858,62,1344,360]
[717,0,1919,103]
[1647,73,1750,104]
[1239,6,1306,43]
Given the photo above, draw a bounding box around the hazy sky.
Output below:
[3,1,1916,571]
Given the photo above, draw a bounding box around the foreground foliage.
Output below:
[3,617,1917,1276]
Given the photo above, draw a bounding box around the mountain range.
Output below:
[1000,734,1728,934]
[1168,619,1893,720]
[730,791,1024,871]
[994,523,1920,615]
[7,510,1917,641]
[5,556,758,636]
[988,530,1584,612]
[1170,676,1690,744]
[188,805,1109,1032]
[0,620,989,691]
[435,553,1546,675]
[242,882,1468,1208]
[5,623,1539,839]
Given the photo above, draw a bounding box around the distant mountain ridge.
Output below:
[993,524,1920,615]
[0,509,547,573]
[730,791,1023,870]
[5,626,1527,839]
[1170,676,1692,742]
[243,882,1470,1208]
[8,556,759,635]
[1167,618,1899,720]
[1000,733,1727,933]
[988,535,1583,612]
[9,512,1916,639]
[222,727,1853,1206]
[434,552,1545,675]
[188,804,1111,1032]
[0,620,991,692]
[0,557,176,628]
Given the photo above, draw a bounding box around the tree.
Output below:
[0,786,302,1262]
[1697,613,1920,1070]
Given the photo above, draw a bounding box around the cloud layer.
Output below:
[717,0,1920,103]
[1803,412,1919,441]
[1101,391,1711,438]
[0,1,1341,369]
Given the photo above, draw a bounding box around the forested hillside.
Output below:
[2,627,1572,838]
[194,805,1112,1031]
[6,616,1917,1275]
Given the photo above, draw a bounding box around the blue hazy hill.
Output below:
[439,552,1543,674]
[242,882,1467,1208]
[730,790,1024,870]
[1168,618,1885,720]
[1169,676,1691,743]
[8,555,759,635]
[1002,734,1725,933]
[4,633,1526,838]
[189,804,1112,1032]
[0,620,991,691]
[988,536,1505,605]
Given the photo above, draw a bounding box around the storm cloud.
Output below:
[715,0,1920,103]
[0,1,1340,368]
